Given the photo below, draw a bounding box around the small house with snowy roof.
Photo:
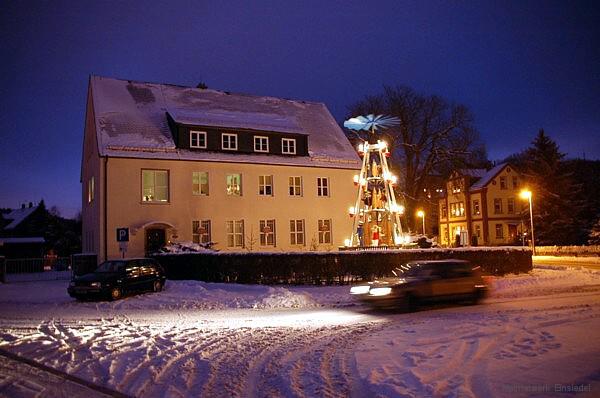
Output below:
[81,76,361,262]
[438,163,526,247]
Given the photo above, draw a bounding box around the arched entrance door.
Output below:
[145,228,166,255]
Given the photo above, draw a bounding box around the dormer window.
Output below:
[190,131,207,149]
[254,136,269,153]
[222,133,238,150]
[282,138,296,154]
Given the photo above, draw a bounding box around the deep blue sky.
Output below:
[1,1,598,218]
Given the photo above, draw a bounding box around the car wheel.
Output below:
[153,280,162,292]
[110,287,122,301]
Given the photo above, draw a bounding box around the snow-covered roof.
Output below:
[90,76,361,169]
[0,237,45,244]
[470,163,509,191]
[2,207,37,230]
[457,169,487,178]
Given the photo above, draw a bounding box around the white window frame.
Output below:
[190,130,207,149]
[282,138,296,154]
[222,133,238,151]
[192,220,211,243]
[259,219,276,246]
[226,173,242,196]
[254,136,269,153]
[259,175,273,196]
[226,220,244,248]
[318,219,332,244]
[289,176,302,196]
[192,171,209,196]
[317,177,329,197]
[141,169,169,203]
[290,219,305,245]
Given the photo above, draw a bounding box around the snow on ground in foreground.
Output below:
[0,265,599,397]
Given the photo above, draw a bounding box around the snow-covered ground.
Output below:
[1,265,599,397]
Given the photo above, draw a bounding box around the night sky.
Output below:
[1,1,598,218]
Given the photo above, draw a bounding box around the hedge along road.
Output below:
[533,255,600,270]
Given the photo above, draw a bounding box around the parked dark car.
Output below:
[350,259,488,311]
[68,258,166,301]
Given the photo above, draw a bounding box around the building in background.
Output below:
[82,76,360,262]
[438,163,525,247]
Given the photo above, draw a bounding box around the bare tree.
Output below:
[346,86,488,228]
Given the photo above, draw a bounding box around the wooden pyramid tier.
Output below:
[347,139,406,248]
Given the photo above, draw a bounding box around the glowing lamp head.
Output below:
[344,238,351,247]
[349,206,356,217]
[398,205,405,214]
[353,175,359,185]
[520,189,532,200]
[417,210,425,218]
[391,175,398,185]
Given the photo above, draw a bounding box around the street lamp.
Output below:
[417,210,426,235]
[520,189,536,255]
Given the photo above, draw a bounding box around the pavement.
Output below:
[533,255,600,270]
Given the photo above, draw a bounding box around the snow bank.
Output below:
[490,265,600,298]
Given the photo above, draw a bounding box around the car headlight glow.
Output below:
[350,285,370,295]
[90,282,101,288]
[369,287,392,296]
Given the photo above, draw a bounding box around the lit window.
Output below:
[317,177,329,197]
[222,133,238,150]
[494,198,502,214]
[473,200,480,215]
[87,176,95,204]
[318,219,332,244]
[192,220,211,243]
[190,131,207,149]
[259,175,273,196]
[289,176,302,196]
[512,176,519,189]
[192,172,209,196]
[259,219,276,246]
[282,138,296,154]
[226,220,244,247]
[290,219,305,245]
[441,204,447,218]
[254,136,269,153]
[142,170,169,202]
[226,174,242,196]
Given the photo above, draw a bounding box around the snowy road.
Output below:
[1,266,599,397]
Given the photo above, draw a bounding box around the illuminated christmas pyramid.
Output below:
[344,115,406,247]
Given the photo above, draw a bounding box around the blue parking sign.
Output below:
[116,228,129,242]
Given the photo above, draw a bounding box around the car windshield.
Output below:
[94,261,126,273]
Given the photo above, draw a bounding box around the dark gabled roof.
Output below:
[457,169,487,178]
[89,76,361,169]
[2,206,38,230]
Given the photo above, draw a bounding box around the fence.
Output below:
[535,245,600,257]
[2,256,72,283]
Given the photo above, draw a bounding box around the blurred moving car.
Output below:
[68,258,166,301]
[350,259,488,310]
